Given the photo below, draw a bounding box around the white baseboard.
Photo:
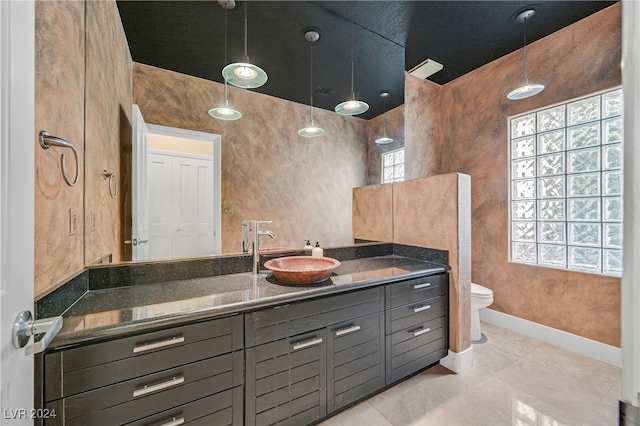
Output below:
[440,346,474,373]
[479,308,621,368]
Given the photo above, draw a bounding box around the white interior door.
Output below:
[148,151,215,259]
[146,124,222,256]
[1,1,36,422]
[173,156,215,257]
[148,153,174,259]
[132,105,149,261]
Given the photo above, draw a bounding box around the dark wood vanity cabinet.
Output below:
[38,271,449,425]
[41,315,244,426]
[385,273,449,383]
[245,286,384,426]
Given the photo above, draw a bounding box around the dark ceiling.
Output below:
[116,1,617,120]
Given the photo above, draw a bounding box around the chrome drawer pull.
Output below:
[411,327,432,337]
[413,282,432,290]
[157,417,185,426]
[133,336,185,353]
[335,325,361,337]
[412,305,431,313]
[292,337,323,351]
[133,376,185,398]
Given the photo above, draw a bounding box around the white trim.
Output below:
[146,123,219,143]
[480,308,621,367]
[148,148,214,162]
[621,0,640,406]
[440,347,474,374]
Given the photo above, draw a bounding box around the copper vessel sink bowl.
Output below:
[263,256,341,285]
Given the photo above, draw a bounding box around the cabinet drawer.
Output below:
[46,351,243,426]
[246,287,382,346]
[385,274,448,309]
[386,295,447,334]
[45,353,242,426]
[327,312,384,412]
[124,385,243,426]
[45,315,243,401]
[386,316,447,384]
[246,329,327,426]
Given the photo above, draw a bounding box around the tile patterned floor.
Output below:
[320,322,621,426]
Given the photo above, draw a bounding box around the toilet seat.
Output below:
[471,283,493,302]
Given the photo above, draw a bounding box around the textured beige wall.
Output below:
[133,64,368,254]
[84,1,133,265]
[35,0,132,297]
[404,75,442,180]
[404,4,622,346]
[393,174,471,353]
[34,1,85,298]
[366,105,405,185]
[352,184,393,243]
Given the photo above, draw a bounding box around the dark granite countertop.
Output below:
[50,255,447,349]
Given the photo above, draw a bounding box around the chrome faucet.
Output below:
[242,220,276,275]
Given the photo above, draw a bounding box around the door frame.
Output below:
[1,0,36,417]
[621,0,640,412]
[146,124,222,254]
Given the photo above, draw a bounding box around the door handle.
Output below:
[12,311,63,355]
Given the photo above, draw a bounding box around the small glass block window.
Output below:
[382,148,405,184]
[509,88,623,277]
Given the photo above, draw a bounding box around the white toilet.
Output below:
[471,282,494,342]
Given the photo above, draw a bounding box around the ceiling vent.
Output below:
[408,58,444,79]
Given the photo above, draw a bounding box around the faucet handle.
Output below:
[256,220,272,224]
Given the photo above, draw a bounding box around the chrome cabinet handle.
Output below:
[133,376,184,398]
[411,327,432,337]
[133,336,185,353]
[412,305,431,313]
[157,417,185,426]
[413,282,432,290]
[292,337,323,351]
[335,325,361,337]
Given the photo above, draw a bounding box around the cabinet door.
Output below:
[246,329,327,426]
[327,311,385,412]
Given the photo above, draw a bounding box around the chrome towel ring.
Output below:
[103,170,118,198]
[39,131,79,187]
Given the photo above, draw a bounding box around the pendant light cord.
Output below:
[310,40,315,124]
[350,5,355,99]
[522,19,529,83]
[224,3,229,103]
[244,1,249,62]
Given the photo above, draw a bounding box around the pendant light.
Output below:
[298,28,324,138]
[507,8,545,100]
[334,11,369,115]
[375,91,393,145]
[209,0,242,120]
[222,1,267,89]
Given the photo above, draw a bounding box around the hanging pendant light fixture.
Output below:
[210,1,242,120]
[507,8,545,100]
[222,0,267,89]
[375,91,393,145]
[334,11,369,116]
[299,28,324,138]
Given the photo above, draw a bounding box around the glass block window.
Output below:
[382,148,405,184]
[509,88,623,276]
